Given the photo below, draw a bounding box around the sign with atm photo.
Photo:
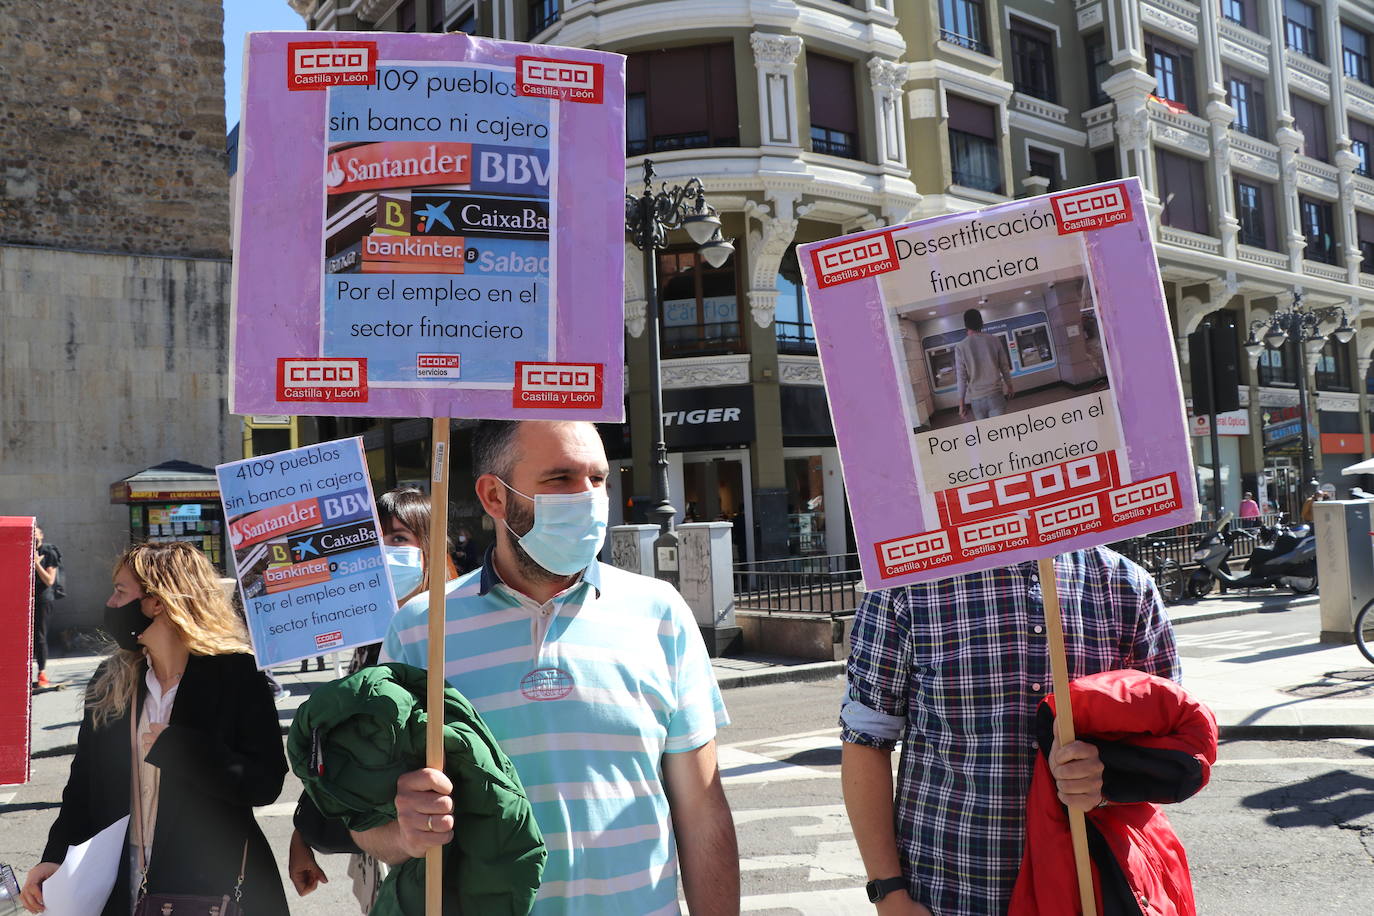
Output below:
[216,438,399,668]
[798,179,1197,588]
[230,32,626,421]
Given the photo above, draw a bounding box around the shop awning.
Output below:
[109,460,221,504]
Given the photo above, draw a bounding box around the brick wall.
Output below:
[0,0,230,258]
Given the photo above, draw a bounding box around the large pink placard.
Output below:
[799,179,1198,588]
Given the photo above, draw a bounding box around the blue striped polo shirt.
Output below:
[382,555,729,915]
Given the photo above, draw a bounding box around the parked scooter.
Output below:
[1188,511,1318,597]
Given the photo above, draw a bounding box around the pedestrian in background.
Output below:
[20,542,289,916]
[31,525,60,689]
[840,549,1181,914]
[1238,492,1261,528]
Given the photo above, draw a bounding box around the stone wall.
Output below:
[0,245,234,635]
[0,0,230,258]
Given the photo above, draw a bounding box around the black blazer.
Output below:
[42,652,289,916]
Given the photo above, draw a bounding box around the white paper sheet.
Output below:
[40,815,129,916]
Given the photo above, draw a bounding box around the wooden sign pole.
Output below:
[426,419,451,915]
[1037,555,1097,916]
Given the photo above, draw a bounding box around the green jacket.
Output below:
[287,663,545,915]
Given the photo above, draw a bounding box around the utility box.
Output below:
[1313,500,1374,644]
[606,524,658,578]
[677,522,741,657]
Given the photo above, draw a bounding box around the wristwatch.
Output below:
[866,876,907,903]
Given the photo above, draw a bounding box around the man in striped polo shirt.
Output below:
[355,419,739,915]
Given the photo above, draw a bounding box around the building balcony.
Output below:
[1158,225,1222,255]
[660,354,752,390]
[1284,49,1332,101]
[1295,157,1340,199]
[1141,0,1200,45]
[1346,76,1374,125]
[1217,17,1271,72]
[1303,260,1347,283]
[1150,106,1210,157]
[1229,132,1281,180]
[1236,244,1290,269]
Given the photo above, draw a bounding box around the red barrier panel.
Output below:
[0,517,34,785]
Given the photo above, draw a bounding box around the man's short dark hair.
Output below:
[964,309,984,331]
[470,420,524,481]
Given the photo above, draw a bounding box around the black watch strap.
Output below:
[865,876,907,903]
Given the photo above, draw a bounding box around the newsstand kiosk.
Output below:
[109,460,228,573]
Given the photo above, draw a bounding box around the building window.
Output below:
[807,53,860,159]
[1258,338,1300,386]
[947,95,1002,193]
[1344,24,1373,83]
[1028,146,1059,191]
[1226,71,1266,139]
[1010,18,1056,103]
[1235,179,1277,250]
[1299,195,1338,264]
[1284,0,1320,60]
[444,1,477,33]
[1085,33,1111,108]
[1146,34,1196,113]
[1357,211,1374,274]
[775,247,815,355]
[1222,0,1256,31]
[1315,337,1353,392]
[1094,147,1118,182]
[658,249,743,358]
[396,0,417,31]
[1155,150,1210,234]
[1351,118,1374,177]
[1290,93,1329,161]
[940,0,990,56]
[626,45,738,157]
[528,0,559,39]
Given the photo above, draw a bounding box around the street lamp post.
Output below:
[625,159,734,584]
[1244,292,1356,497]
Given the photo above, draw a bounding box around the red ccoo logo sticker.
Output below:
[1050,183,1133,234]
[314,630,344,650]
[810,233,900,288]
[514,362,603,409]
[286,41,377,90]
[277,358,368,403]
[874,530,955,578]
[516,56,604,103]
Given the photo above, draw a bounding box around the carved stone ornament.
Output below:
[751,33,803,70]
[750,216,800,291]
[1116,109,1150,150]
[748,289,779,329]
[867,58,908,95]
[624,298,647,339]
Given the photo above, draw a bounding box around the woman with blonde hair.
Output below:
[20,542,289,915]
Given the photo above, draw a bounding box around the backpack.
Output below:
[40,544,65,600]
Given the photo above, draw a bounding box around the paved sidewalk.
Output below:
[25,588,1374,760]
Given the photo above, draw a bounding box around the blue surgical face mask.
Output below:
[499,479,608,576]
[384,545,424,598]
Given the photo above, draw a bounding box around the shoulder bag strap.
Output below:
[129,706,149,903]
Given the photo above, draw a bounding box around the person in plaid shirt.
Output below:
[839,547,1180,914]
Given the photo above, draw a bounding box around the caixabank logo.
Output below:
[810,233,900,288]
[287,42,377,90]
[1050,184,1132,234]
[516,56,604,103]
[514,362,603,409]
[277,358,368,403]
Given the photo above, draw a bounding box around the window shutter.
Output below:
[807,53,859,133]
[946,95,997,139]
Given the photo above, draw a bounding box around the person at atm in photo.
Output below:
[955,307,1014,420]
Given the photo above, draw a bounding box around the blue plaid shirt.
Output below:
[839,547,1180,915]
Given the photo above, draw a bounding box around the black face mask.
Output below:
[103,599,153,651]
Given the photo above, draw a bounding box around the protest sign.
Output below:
[0,517,33,784]
[229,32,625,421]
[799,179,1196,589]
[216,439,397,668]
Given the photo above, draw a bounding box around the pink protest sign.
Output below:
[230,33,625,420]
[799,179,1197,588]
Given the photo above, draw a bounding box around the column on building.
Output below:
[751,32,804,150]
[868,57,909,168]
[1099,0,1156,198]
[1200,0,1241,255]
[1324,3,1365,283]
[1264,0,1306,269]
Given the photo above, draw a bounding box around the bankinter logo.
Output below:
[811,234,899,288]
[277,358,368,403]
[1051,183,1132,234]
[287,42,377,90]
[514,362,604,409]
[516,56,604,103]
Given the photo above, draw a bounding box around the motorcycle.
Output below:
[1188,511,1318,597]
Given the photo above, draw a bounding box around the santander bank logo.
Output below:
[810,233,899,288]
[287,41,377,90]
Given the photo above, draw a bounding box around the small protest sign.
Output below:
[0,517,33,784]
[799,179,1197,588]
[230,32,625,420]
[216,439,397,668]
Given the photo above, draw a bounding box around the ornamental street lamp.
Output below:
[1243,292,1355,493]
[625,159,734,584]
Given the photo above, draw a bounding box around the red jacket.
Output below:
[1009,670,1218,916]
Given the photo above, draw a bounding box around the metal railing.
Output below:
[1108,514,1286,568]
[733,553,863,617]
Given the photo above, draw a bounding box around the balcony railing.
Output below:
[662,322,745,358]
[940,29,990,56]
[775,321,817,355]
